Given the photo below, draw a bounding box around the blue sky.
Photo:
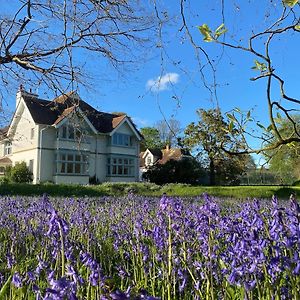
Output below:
[2,1,300,160]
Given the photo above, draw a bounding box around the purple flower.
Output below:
[12,272,23,288]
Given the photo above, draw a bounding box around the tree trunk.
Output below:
[209,157,215,186]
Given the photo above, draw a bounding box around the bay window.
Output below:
[107,156,135,176]
[56,152,89,175]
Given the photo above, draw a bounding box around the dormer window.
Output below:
[4,141,12,155]
[59,124,83,141]
[112,133,132,147]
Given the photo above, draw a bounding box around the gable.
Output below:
[7,100,35,137]
[110,117,142,140]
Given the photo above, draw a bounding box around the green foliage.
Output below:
[140,127,164,151]
[197,23,227,42]
[265,116,300,184]
[184,108,250,185]
[6,162,33,183]
[251,60,268,72]
[282,0,299,7]
[143,158,207,185]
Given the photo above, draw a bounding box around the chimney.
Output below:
[16,85,24,108]
[16,85,38,108]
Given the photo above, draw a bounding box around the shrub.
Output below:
[143,158,207,185]
[8,162,32,183]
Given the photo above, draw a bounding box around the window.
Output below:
[29,160,34,173]
[59,125,84,141]
[0,166,5,174]
[4,142,12,155]
[146,156,152,165]
[30,128,34,139]
[56,152,89,175]
[107,156,135,176]
[111,133,132,147]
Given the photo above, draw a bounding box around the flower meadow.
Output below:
[0,194,300,300]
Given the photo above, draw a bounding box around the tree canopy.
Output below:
[184,109,252,185]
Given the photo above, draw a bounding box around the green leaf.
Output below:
[266,124,273,132]
[247,110,251,119]
[228,121,234,132]
[0,275,12,298]
[214,23,227,39]
[295,24,300,31]
[234,107,241,114]
[197,24,214,42]
[282,0,299,7]
[251,60,267,72]
[257,122,266,130]
[226,113,236,122]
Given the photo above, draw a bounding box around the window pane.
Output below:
[62,126,67,138]
[67,163,73,173]
[61,154,66,161]
[113,158,117,164]
[112,165,117,175]
[113,135,118,144]
[124,166,128,175]
[124,159,128,165]
[118,166,123,175]
[118,158,122,164]
[74,163,81,174]
[75,155,81,162]
[67,154,73,161]
[68,126,74,139]
[61,162,66,173]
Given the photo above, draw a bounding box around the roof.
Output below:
[140,147,191,167]
[0,126,9,141]
[158,148,188,164]
[21,91,137,134]
[0,157,12,165]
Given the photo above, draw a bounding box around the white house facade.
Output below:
[0,88,142,184]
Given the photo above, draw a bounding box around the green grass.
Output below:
[0,182,299,199]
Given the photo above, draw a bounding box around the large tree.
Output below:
[265,115,300,184]
[184,108,250,185]
[140,127,164,152]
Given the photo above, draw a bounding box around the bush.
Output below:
[143,158,207,185]
[8,162,32,183]
[292,180,300,186]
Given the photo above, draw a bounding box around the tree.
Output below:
[5,162,32,183]
[155,118,181,148]
[184,109,250,185]
[265,116,300,184]
[143,158,206,185]
[140,127,164,151]
[0,0,155,103]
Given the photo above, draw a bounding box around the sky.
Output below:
[2,0,300,163]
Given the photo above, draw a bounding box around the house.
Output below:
[139,146,191,179]
[0,87,142,184]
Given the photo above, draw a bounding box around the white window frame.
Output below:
[56,152,89,175]
[59,125,84,141]
[107,156,135,176]
[4,141,12,155]
[111,133,133,147]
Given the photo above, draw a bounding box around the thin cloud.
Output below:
[146,72,179,92]
[132,117,150,128]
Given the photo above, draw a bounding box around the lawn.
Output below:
[0,182,299,199]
